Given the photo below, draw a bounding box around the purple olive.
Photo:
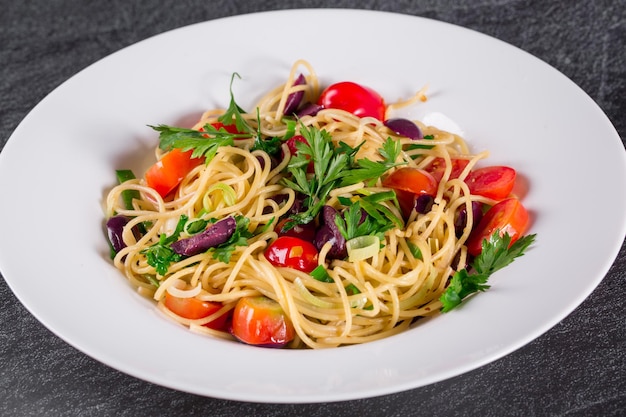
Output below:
[321,204,338,225]
[256,155,266,169]
[171,216,237,256]
[256,154,278,171]
[313,206,347,259]
[107,215,130,253]
[454,202,484,236]
[451,250,469,271]
[270,194,289,206]
[295,102,323,118]
[283,74,306,116]
[384,118,423,140]
[415,195,434,214]
[288,194,308,215]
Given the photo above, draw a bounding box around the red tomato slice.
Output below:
[382,167,438,218]
[145,148,204,198]
[265,236,319,273]
[318,81,386,120]
[424,157,470,183]
[465,166,516,201]
[164,292,229,330]
[466,198,529,256]
[231,296,295,347]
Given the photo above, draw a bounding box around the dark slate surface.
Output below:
[1,1,625,416]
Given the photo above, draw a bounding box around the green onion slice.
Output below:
[346,235,380,262]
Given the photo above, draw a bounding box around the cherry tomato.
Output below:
[164,292,230,330]
[281,135,314,172]
[424,157,470,183]
[318,81,386,120]
[275,217,317,242]
[465,166,516,201]
[466,198,529,256]
[382,167,438,218]
[145,148,204,198]
[146,120,242,198]
[200,122,242,136]
[231,296,295,348]
[285,135,307,155]
[265,236,319,273]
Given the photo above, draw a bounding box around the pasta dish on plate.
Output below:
[104,60,535,349]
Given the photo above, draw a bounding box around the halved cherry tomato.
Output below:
[231,296,295,348]
[265,236,319,273]
[382,167,438,218]
[465,166,516,201]
[164,292,230,330]
[146,121,244,198]
[424,157,470,183]
[275,217,316,243]
[145,148,204,198]
[318,81,386,120]
[466,198,529,256]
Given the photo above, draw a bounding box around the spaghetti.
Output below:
[105,60,527,349]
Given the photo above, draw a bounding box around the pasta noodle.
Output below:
[105,60,506,349]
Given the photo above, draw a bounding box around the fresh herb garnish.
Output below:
[142,215,188,275]
[209,215,254,263]
[250,108,282,156]
[440,231,536,312]
[335,192,403,241]
[218,72,253,133]
[149,124,237,160]
[186,219,209,234]
[280,125,404,231]
[148,72,255,161]
[142,215,254,274]
[339,137,405,186]
[115,169,139,210]
[280,124,350,226]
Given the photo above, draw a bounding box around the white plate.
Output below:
[0,9,624,403]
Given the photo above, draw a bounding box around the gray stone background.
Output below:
[1,1,624,416]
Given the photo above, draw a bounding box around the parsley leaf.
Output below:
[334,201,364,240]
[340,137,405,186]
[473,231,535,275]
[148,72,255,161]
[142,215,188,275]
[280,124,350,227]
[280,125,406,231]
[250,109,282,156]
[440,231,536,312]
[149,124,236,160]
[218,72,254,134]
[335,192,403,241]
